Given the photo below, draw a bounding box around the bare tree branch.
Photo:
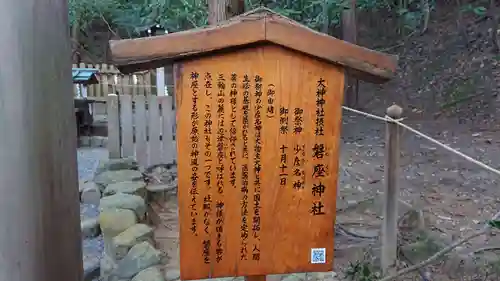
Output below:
[379,211,500,281]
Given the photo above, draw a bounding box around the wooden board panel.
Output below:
[120,94,134,157]
[107,94,120,158]
[134,95,148,166]
[176,45,344,280]
[148,95,162,165]
[161,96,175,164]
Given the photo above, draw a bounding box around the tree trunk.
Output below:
[208,0,245,25]
[71,17,81,63]
[341,0,359,108]
[229,0,245,17]
[0,1,82,281]
[420,0,430,34]
[321,0,329,34]
[208,0,230,24]
[456,0,469,48]
[490,0,499,53]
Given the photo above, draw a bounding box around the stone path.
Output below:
[78,147,108,181]
[78,148,108,281]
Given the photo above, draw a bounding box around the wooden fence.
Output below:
[73,63,158,100]
[107,94,177,167]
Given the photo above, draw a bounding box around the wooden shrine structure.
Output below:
[110,7,398,280]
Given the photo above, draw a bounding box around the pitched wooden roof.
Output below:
[110,7,398,83]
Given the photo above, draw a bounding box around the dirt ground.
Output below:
[149,107,500,281]
[335,108,500,279]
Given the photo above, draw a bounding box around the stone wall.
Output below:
[78,136,108,148]
[80,157,168,281]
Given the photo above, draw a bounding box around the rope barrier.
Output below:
[342,106,406,122]
[342,106,500,177]
[342,105,500,280]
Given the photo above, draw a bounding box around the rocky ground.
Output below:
[79,154,173,281]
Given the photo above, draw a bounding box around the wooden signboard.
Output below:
[109,7,397,281]
[176,45,343,279]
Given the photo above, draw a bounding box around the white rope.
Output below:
[342,106,389,122]
[342,106,500,177]
[343,105,500,281]
[389,116,500,177]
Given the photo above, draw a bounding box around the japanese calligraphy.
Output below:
[202,240,210,264]
[315,78,327,136]
[189,71,200,234]
[279,145,288,187]
[266,84,276,117]
[279,106,289,134]
[312,182,326,197]
[202,196,211,263]
[253,74,263,261]
[240,74,251,261]
[310,201,326,216]
[292,144,305,190]
[229,73,238,189]
[202,72,213,262]
[293,108,304,134]
[312,143,326,159]
[312,164,328,178]
[216,74,226,194]
[215,201,225,262]
[203,73,213,192]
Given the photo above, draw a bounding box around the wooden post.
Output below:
[153,29,167,96]
[381,104,403,276]
[341,0,359,108]
[157,67,166,95]
[0,0,83,281]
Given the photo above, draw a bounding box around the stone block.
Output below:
[115,241,164,279]
[100,193,146,220]
[91,136,107,148]
[132,267,165,281]
[99,209,137,238]
[94,170,143,190]
[112,224,154,259]
[79,136,91,147]
[104,181,147,198]
[81,181,102,205]
[96,158,139,175]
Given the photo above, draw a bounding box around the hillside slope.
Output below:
[356,5,499,130]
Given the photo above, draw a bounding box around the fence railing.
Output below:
[107,94,176,167]
[73,63,158,100]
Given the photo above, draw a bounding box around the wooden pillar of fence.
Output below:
[381,104,403,276]
[72,63,158,100]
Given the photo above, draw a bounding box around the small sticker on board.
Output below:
[310,248,326,264]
